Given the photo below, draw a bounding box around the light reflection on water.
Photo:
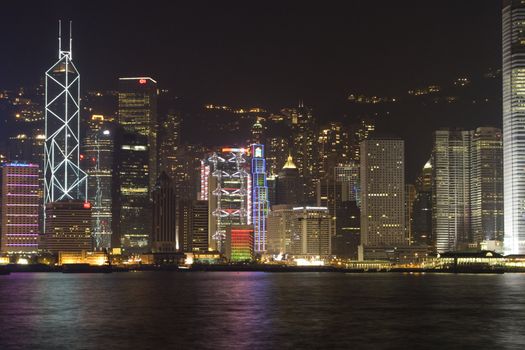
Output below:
[1,272,525,349]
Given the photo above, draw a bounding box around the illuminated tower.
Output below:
[206,147,250,252]
[44,21,87,205]
[251,144,269,253]
[42,21,91,254]
[503,1,525,254]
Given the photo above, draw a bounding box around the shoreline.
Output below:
[0,264,518,274]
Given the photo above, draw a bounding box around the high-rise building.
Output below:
[180,200,209,252]
[118,77,158,192]
[225,225,254,262]
[317,122,350,179]
[267,204,294,255]
[266,136,288,175]
[151,172,178,253]
[503,1,525,254]
[205,147,250,252]
[251,144,269,253]
[282,103,318,204]
[412,159,433,246]
[42,22,89,253]
[82,115,115,250]
[290,206,331,257]
[471,127,504,244]
[275,155,303,206]
[431,128,503,253]
[114,132,151,252]
[43,22,87,205]
[158,109,181,179]
[43,200,92,253]
[432,129,472,252]
[405,184,417,244]
[0,163,40,255]
[360,138,405,247]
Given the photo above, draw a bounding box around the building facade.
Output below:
[503,1,525,254]
[0,163,40,255]
[151,172,178,253]
[360,138,405,248]
[118,77,158,192]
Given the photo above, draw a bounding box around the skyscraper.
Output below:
[206,147,250,252]
[44,21,87,205]
[275,155,302,206]
[82,115,115,250]
[471,127,503,244]
[151,172,178,253]
[412,159,433,246]
[118,77,158,192]
[290,206,331,257]
[360,138,405,248]
[503,1,525,254]
[42,22,90,253]
[432,129,472,252]
[282,104,318,204]
[0,163,40,256]
[251,144,269,253]
[114,132,151,252]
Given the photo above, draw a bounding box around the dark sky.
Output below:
[0,1,503,179]
[0,1,501,106]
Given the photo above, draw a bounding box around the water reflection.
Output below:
[1,273,525,349]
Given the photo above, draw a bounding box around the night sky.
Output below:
[0,0,503,179]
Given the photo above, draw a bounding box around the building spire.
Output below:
[69,20,73,59]
[58,20,62,58]
[283,153,297,169]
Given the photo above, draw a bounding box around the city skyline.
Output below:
[0,1,505,179]
[3,3,525,350]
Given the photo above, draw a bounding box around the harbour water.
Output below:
[1,272,525,349]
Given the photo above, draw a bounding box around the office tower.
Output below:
[267,204,294,255]
[251,144,269,253]
[43,201,92,252]
[114,132,151,252]
[42,22,90,253]
[503,1,525,254]
[282,103,318,204]
[118,77,158,192]
[191,200,209,253]
[330,163,361,259]
[44,21,88,205]
[251,120,264,144]
[0,163,39,255]
[225,225,254,262]
[360,138,405,247]
[405,184,417,244]
[350,118,376,161]
[290,206,331,257]
[332,200,360,259]
[334,163,360,204]
[82,115,115,250]
[275,155,303,205]
[7,132,45,165]
[152,172,178,253]
[266,136,288,175]
[266,174,277,206]
[158,109,181,178]
[206,147,250,252]
[432,129,472,252]
[470,127,503,244]
[317,163,360,238]
[412,159,433,245]
[184,200,209,252]
[317,122,350,179]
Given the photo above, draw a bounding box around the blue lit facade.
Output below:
[251,144,269,253]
